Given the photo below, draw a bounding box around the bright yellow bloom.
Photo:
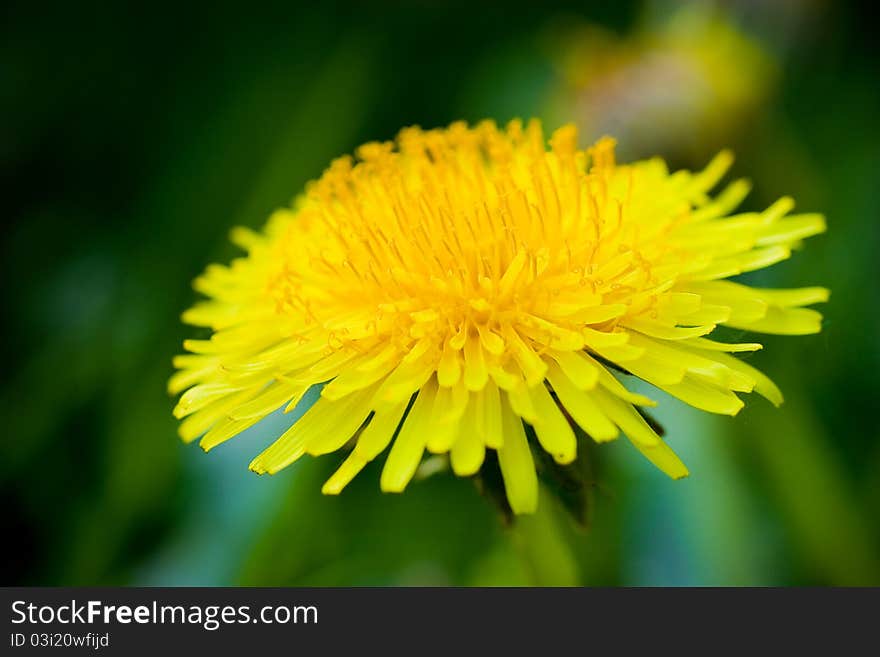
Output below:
[170,120,826,514]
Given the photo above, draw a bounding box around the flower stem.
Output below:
[510,488,581,586]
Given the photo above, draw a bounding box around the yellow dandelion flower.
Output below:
[545,7,775,159]
[170,119,827,514]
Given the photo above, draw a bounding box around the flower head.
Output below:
[170,119,826,514]
[546,6,775,159]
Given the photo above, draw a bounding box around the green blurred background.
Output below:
[3,0,878,586]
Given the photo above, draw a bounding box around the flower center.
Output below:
[262,121,675,378]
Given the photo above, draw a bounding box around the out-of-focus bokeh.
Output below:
[3,0,878,586]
